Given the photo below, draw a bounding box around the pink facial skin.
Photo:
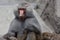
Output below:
[19,10,25,16]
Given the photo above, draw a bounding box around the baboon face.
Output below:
[41,32,60,40]
[41,32,54,40]
[18,8,26,21]
[18,8,26,19]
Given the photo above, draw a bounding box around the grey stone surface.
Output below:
[0,6,17,36]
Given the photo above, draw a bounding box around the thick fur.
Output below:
[3,8,41,40]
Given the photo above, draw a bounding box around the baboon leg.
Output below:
[26,32,36,40]
[17,34,27,40]
[17,30,28,40]
[36,34,41,40]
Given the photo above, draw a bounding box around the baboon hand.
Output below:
[9,37,17,40]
